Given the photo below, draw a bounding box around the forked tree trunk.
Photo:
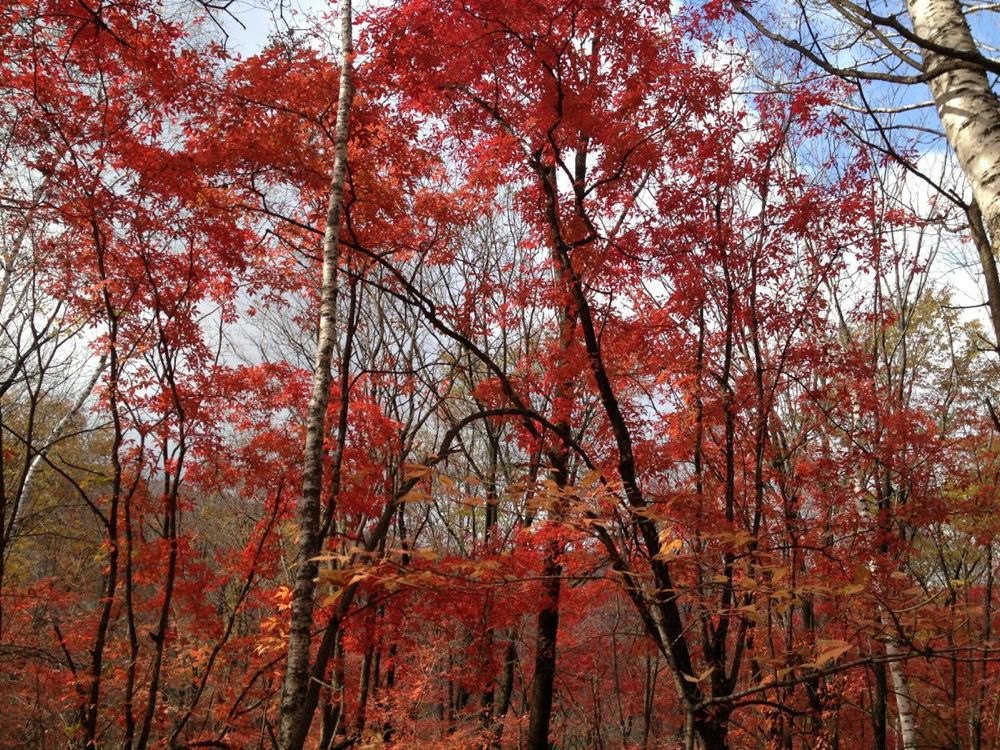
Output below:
[277,0,354,746]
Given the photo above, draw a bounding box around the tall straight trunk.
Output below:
[277,0,354,747]
[525,341,572,750]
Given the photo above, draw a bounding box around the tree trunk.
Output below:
[526,549,562,750]
[967,201,1000,349]
[873,661,888,750]
[489,636,517,748]
[319,633,345,750]
[885,640,918,750]
[277,0,354,746]
[523,150,581,750]
[905,0,1000,291]
[355,642,374,739]
[694,709,731,750]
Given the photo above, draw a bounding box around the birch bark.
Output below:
[865,3,1000,728]
[905,0,1000,250]
[891,3,997,731]
[885,639,919,750]
[277,1,354,746]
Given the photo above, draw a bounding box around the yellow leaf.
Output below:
[403,462,431,481]
[400,488,432,503]
[316,568,351,586]
[660,538,683,556]
[682,667,714,683]
[815,640,852,666]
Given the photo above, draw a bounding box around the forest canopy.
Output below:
[1,0,999,748]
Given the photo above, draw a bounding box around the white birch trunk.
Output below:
[905,0,1000,249]
[277,1,354,746]
[878,9,996,733]
[885,638,919,750]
